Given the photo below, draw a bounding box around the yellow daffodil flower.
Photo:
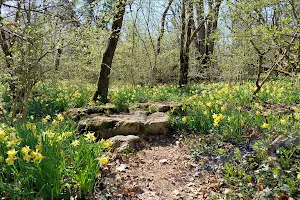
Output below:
[71,140,80,147]
[6,140,17,148]
[7,149,17,157]
[21,146,31,154]
[103,141,113,148]
[0,130,5,139]
[97,157,108,165]
[280,119,287,125]
[262,123,269,129]
[85,132,96,142]
[36,144,42,152]
[57,113,64,121]
[5,156,17,165]
[62,131,72,137]
[23,153,31,162]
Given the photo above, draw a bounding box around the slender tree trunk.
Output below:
[156,0,174,55]
[0,1,17,94]
[207,0,221,56]
[179,0,187,86]
[54,47,63,71]
[194,0,222,74]
[93,0,127,103]
[179,0,193,86]
[194,0,207,73]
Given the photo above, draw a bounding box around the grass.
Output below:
[0,77,299,199]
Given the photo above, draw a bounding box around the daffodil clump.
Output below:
[28,82,91,119]
[161,79,299,198]
[0,114,112,199]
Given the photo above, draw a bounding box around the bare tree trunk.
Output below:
[179,0,193,86]
[54,47,63,71]
[194,0,222,74]
[156,0,174,55]
[93,0,127,103]
[207,0,221,56]
[179,0,187,86]
[194,0,207,73]
[0,1,18,95]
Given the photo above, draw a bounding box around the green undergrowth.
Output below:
[0,115,112,199]
[0,77,299,199]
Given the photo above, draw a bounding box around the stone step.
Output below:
[77,111,170,139]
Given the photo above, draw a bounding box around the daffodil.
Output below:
[212,113,224,127]
[34,153,45,163]
[0,129,5,139]
[182,117,187,123]
[43,130,55,138]
[62,131,72,137]
[52,119,58,125]
[206,102,212,107]
[57,113,64,121]
[297,173,300,180]
[71,139,80,147]
[23,153,31,162]
[26,123,31,130]
[280,119,287,125]
[103,140,113,148]
[56,136,62,142]
[21,146,31,154]
[97,157,108,165]
[42,118,48,124]
[85,132,96,142]
[7,149,17,157]
[5,156,16,165]
[221,106,226,112]
[36,144,42,152]
[6,140,17,148]
[31,124,37,132]
[262,123,269,129]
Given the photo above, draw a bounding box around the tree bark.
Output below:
[54,47,63,71]
[179,0,187,86]
[179,0,193,86]
[194,0,207,72]
[93,0,127,103]
[206,0,221,56]
[156,0,174,55]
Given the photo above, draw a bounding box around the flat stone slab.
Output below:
[129,102,181,113]
[64,104,118,121]
[109,135,145,152]
[77,111,170,139]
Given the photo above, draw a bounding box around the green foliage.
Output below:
[104,78,299,198]
[0,116,111,199]
[28,82,92,119]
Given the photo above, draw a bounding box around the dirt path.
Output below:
[99,137,222,200]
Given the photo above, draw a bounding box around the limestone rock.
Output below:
[109,135,144,152]
[129,102,181,114]
[77,112,170,138]
[144,112,170,135]
[64,104,118,121]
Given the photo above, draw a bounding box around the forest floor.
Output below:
[98,135,224,200]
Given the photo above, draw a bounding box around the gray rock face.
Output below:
[64,104,118,121]
[109,135,144,152]
[129,102,181,114]
[77,111,170,139]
